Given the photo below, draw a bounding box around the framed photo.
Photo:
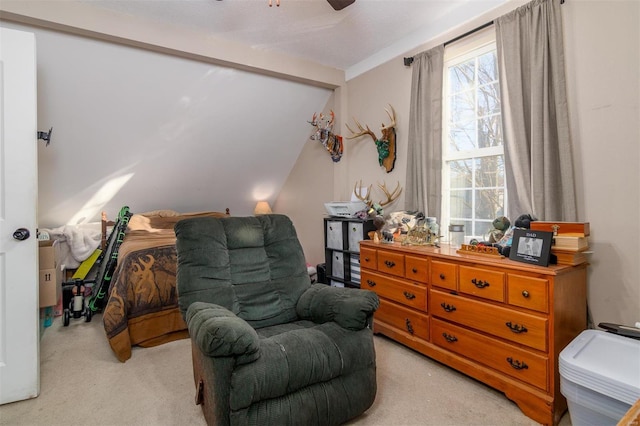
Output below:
[509,229,554,267]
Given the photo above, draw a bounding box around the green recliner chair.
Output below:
[174,214,379,425]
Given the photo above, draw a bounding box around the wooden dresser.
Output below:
[360,240,587,426]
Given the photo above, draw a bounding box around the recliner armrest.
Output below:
[296,284,380,330]
[186,302,260,364]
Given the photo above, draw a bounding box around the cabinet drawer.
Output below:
[459,266,505,303]
[375,298,429,341]
[432,318,548,391]
[508,274,549,314]
[360,247,377,270]
[430,289,547,352]
[431,260,457,291]
[331,252,345,279]
[362,271,427,311]
[377,250,405,277]
[326,221,344,250]
[349,254,361,285]
[347,222,365,252]
[405,255,428,283]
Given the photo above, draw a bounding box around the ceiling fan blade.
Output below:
[327,0,355,11]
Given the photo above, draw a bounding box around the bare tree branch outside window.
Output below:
[446,49,506,238]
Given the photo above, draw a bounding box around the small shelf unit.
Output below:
[323,217,376,288]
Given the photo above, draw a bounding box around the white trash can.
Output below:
[559,329,640,426]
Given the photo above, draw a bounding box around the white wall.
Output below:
[336,0,640,327]
[562,0,639,327]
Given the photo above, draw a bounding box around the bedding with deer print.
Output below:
[102,209,229,362]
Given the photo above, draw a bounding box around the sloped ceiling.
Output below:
[24,22,332,227]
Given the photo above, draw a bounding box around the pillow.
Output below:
[130,210,231,232]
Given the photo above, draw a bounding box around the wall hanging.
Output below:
[353,180,402,243]
[346,105,397,173]
[308,110,343,162]
[353,180,402,217]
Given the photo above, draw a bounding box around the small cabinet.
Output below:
[324,217,375,288]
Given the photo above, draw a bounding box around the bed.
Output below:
[101,208,230,362]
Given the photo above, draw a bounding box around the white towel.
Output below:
[40,222,102,269]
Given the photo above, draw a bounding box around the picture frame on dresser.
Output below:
[509,228,554,267]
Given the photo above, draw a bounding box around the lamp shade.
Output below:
[254,201,272,215]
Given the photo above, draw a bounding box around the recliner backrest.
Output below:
[175,214,311,329]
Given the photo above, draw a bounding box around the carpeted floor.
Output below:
[0,316,571,425]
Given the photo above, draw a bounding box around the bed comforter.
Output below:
[103,211,228,362]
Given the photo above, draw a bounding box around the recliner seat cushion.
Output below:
[230,320,376,411]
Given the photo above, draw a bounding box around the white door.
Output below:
[0,27,39,405]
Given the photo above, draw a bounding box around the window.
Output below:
[442,28,506,241]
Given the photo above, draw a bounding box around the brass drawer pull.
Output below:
[384,260,396,268]
[366,279,376,287]
[440,302,456,312]
[442,333,458,343]
[403,291,416,300]
[522,290,530,298]
[405,319,414,335]
[506,357,529,370]
[471,278,490,289]
[505,321,528,334]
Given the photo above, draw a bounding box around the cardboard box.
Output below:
[39,240,56,270]
[39,268,58,307]
[38,241,63,308]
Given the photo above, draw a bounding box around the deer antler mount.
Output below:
[346,105,397,173]
[353,180,402,215]
[308,110,343,162]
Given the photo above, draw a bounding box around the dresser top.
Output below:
[360,240,584,276]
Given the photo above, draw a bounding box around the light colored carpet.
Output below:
[1,316,571,425]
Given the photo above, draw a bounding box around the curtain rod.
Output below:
[403,0,565,66]
[403,20,492,66]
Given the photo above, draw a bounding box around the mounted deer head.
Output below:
[308,110,343,162]
[346,105,397,173]
[353,180,402,215]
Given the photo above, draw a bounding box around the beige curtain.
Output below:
[496,0,577,221]
[405,45,444,218]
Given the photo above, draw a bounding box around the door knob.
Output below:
[12,228,30,241]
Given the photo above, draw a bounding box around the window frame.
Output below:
[441,26,507,241]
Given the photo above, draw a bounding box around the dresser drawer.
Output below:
[459,265,505,303]
[375,298,429,341]
[362,270,427,311]
[431,260,457,291]
[507,274,549,314]
[430,289,547,352]
[360,247,377,270]
[405,255,428,283]
[432,318,548,391]
[377,250,405,277]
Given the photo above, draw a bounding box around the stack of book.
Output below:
[530,221,590,266]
